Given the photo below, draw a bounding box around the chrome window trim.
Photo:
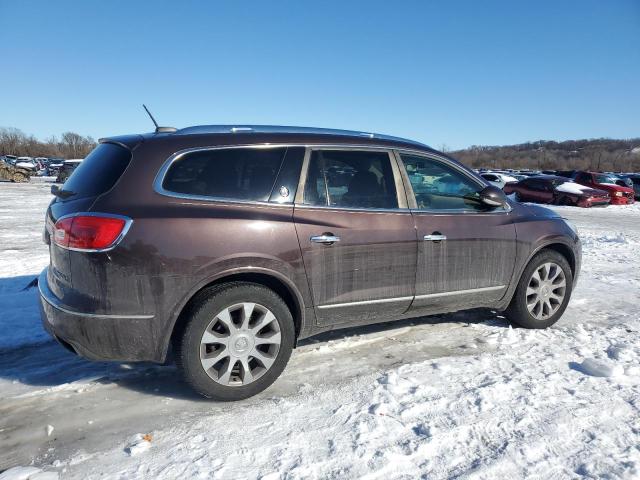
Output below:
[294,204,411,214]
[52,212,133,253]
[154,144,294,206]
[154,143,421,208]
[394,149,513,214]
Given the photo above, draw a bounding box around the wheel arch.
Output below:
[499,238,578,311]
[166,268,306,360]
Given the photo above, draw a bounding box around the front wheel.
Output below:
[175,282,294,400]
[504,250,573,329]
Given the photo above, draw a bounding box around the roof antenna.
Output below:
[142,104,177,133]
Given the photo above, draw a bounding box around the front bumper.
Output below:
[38,268,162,362]
[609,195,635,205]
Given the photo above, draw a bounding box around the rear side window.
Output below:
[61,143,131,199]
[303,150,398,209]
[162,147,286,202]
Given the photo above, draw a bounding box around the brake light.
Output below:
[53,215,129,251]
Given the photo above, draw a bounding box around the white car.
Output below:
[481,172,518,189]
[16,157,37,170]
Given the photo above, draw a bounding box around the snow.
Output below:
[555,181,592,194]
[1,183,640,479]
[0,467,57,480]
[576,358,625,377]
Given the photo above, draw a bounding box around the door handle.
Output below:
[310,234,341,245]
[424,234,447,242]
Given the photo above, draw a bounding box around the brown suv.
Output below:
[39,125,581,400]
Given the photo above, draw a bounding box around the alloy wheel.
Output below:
[526,262,566,320]
[199,302,282,386]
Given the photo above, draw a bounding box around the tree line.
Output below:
[2,126,639,172]
[0,127,97,159]
[451,138,640,172]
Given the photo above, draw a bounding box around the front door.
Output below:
[397,152,517,314]
[294,148,417,326]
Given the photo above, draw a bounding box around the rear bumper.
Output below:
[38,268,163,362]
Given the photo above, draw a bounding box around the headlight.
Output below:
[615,191,623,197]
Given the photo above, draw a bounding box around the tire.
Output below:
[504,249,573,329]
[175,282,295,401]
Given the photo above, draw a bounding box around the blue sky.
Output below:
[1,0,638,149]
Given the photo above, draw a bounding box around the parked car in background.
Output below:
[621,174,640,200]
[612,175,634,189]
[480,172,518,189]
[504,175,610,207]
[55,159,83,183]
[574,171,635,205]
[2,155,18,165]
[39,124,581,400]
[16,157,37,171]
[47,158,65,176]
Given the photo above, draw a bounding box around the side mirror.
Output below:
[51,184,60,196]
[479,185,508,208]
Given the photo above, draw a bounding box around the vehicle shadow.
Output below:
[0,274,510,401]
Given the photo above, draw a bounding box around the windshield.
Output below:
[595,174,616,184]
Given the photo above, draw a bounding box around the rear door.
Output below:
[397,152,517,314]
[293,148,417,326]
[525,178,553,203]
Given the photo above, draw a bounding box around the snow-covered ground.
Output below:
[1,182,639,479]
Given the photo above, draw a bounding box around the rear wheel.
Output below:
[505,250,573,329]
[175,282,294,400]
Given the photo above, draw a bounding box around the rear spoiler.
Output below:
[98,134,146,151]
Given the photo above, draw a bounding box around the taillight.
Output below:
[53,214,130,251]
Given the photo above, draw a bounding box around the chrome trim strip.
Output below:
[317,296,413,310]
[294,204,410,214]
[38,269,154,320]
[153,143,434,208]
[53,212,133,253]
[414,285,506,300]
[317,285,507,310]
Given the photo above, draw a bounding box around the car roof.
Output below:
[523,175,569,182]
[99,124,436,153]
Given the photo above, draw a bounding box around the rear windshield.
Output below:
[61,143,131,199]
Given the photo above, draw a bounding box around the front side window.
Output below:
[162,147,287,201]
[303,150,399,209]
[401,154,490,211]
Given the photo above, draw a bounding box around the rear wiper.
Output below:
[51,184,75,199]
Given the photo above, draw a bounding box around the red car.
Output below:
[574,171,635,205]
[504,175,610,207]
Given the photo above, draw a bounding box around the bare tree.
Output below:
[0,127,96,159]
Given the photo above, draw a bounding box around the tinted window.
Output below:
[401,154,488,211]
[303,150,398,209]
[595,174,616,184]
[162,148,287,202]
[575,173,590,183]
[525,179,548,191]
[61,143,131,199]
[482,174,498,181]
